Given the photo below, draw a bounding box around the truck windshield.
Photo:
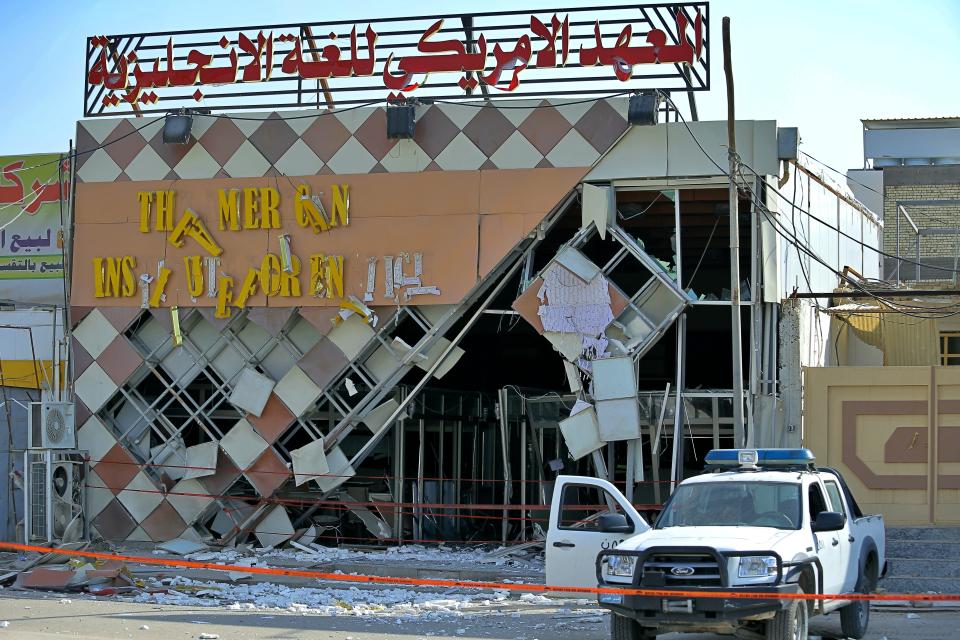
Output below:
[656,482,802,530]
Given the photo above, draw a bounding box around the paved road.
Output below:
[0,592,953,639]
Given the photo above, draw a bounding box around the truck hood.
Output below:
[619,526,799,552]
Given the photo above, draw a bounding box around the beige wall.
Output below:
[804,365,960,525]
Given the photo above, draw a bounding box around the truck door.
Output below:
[823,477,856,592]
[546,475,649,588]
[807,480,845,597]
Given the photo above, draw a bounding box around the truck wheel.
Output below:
[765,587,808,640]
[611,613,655,639]
[840,564,875,639]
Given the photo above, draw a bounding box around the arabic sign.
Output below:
[0,154,68,305]
[84,3,709,116]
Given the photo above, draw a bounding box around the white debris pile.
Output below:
[185,544,544,573]
[130,577,521,620]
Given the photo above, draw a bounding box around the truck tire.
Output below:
[840,561,876,639]
[765,587,808,640]
[611,613,654,639]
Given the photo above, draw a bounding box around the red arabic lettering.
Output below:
[0,162,25,205]
[88,10,704,104]
[530,14,569,68]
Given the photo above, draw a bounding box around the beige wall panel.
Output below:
[73,168,582,309]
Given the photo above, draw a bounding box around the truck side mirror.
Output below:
[598,513,632,533]
[811,511,846,532]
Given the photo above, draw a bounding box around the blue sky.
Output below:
[1,0,958,172]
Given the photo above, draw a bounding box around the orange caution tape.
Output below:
[1,542,957,602]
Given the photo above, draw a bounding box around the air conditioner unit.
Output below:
[27,401,77,449]
[24,449,88,544]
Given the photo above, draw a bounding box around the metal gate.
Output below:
[804,366,960,525]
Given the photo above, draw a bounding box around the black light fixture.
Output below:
[386,104,416,139]
[628,91,661,126]
[163,111,194,144]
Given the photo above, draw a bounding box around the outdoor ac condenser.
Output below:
[24,449,88,544]
[27,401,77,449]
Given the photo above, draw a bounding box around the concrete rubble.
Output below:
[0,540,546,613]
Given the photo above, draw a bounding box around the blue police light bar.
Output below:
[705,448,816,468]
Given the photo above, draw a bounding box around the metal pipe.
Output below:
[416,414,424,543]
[723,17,745,447]
[788,289,960,299]
[670,315,686,491]
[498,387,510,545]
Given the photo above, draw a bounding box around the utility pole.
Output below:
[723,17,745,447]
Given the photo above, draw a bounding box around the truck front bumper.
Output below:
[597,582,801,624]
[596,547,814,627]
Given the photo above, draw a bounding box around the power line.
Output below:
[802,150,960,229]
[654,92,960,318]
[801,150,881,196]
[10,90,642,176]
[742,178,960,318]
[657,90,960,279]
[740,156,960,276]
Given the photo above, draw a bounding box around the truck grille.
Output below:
[643,552,723,587]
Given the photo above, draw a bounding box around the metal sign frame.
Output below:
[84,2,709,117]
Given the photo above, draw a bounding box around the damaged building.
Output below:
[19,6,882,551]
[58,101,880,549]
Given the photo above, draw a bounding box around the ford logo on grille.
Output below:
[670,566,696,576]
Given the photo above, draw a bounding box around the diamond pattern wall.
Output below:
[75,98,629,183]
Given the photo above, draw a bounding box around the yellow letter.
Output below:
[279,255,301,297]
[259,253,282,297]
[215,276,235,319]
[233,267,260,308]
[259,187,280,229]
[330,184,349,228]
[243,187,260,229]
[93,258,106,297]
[156,191,175,231]
[325,255,344,299]
[137,192,153,233]
[149,267,171,307]
[121,256,137,297]
[168,210,197,248]
[183,214,223,256]
[184,255,204,298]
[295,185,328,233]
[309,254,325,297]
[309,254,344,299]
[218,189,240,231]
[98,257,123,297]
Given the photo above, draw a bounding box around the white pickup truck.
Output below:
[546,448,886,640]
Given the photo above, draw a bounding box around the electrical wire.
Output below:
[747,181,960,319]
[800,150,881,196]
[741,155,960,276]
[432,90,634,108]
[2,119,164,175]
[657,91,937,315]
[199,99,382,120]
[683,217,718,289]
[9,90,640,176]
[657,89,960,280]
[617,191,665,221]
[0,172,62,212]
[654,90,960,319]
